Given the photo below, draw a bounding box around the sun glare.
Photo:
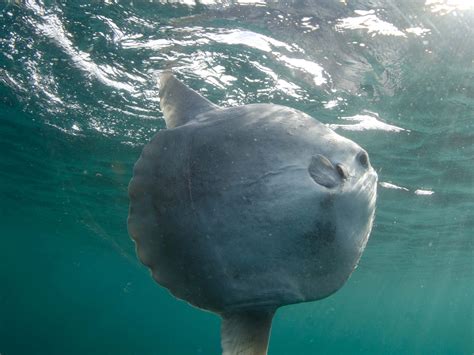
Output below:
[426,0,474,14]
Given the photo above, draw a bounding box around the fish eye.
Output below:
[358,151,369,168]
[336,164,347,179]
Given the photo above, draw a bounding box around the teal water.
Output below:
[0,1,473,354]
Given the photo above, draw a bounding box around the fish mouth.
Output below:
[361,167,378,186]
[308,154,346,188]
[354,168,378,202]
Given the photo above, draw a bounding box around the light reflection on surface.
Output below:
[414,189,435,195]
[425,0,474,14]
[279,55,327,86]
[26,2,137,93]
[329,111,407,132]
[4,0,471,144]
[335,10,406,37]
[405,27,431,36]
[120,25,328,93]
[380,182,435,197]
[380,181,410,191]
[204,29,297,52]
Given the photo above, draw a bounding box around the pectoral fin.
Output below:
[308,154,341,188]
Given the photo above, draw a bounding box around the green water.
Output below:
[0,1,473,354]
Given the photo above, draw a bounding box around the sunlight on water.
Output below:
[426,0,474,14]
[335,10,407,37]
[379,181,410,191]
[379,182,435,197]
[26,1,137,93]
[329,111,407,132]
[206,29,296,53]
[414,189,435,196]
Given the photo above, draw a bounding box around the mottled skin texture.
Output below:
[128,95,377,314]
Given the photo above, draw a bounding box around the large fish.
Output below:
[128,72,377,354]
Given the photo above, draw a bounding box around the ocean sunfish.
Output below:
[128,72,377,354]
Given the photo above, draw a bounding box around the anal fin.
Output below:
[221,310,275,355]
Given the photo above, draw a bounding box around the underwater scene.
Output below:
[0,0,472,354]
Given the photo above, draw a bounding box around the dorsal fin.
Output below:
[159,72,219,129]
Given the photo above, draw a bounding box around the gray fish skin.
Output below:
[128,74,377,316]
